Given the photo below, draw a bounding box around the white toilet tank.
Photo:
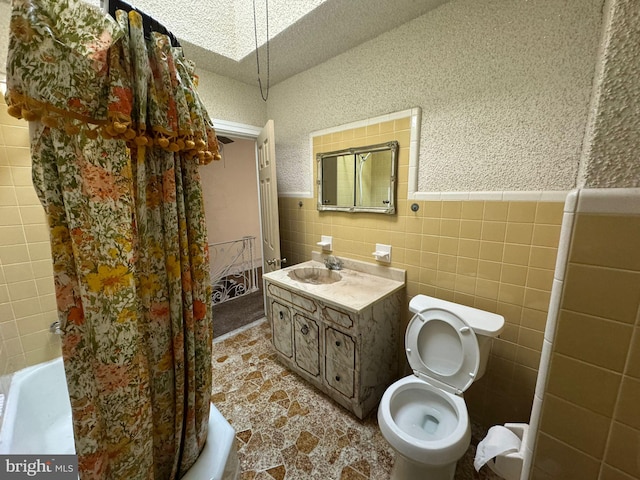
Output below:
[408,295,504,381]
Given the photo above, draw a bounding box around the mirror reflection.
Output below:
[317,141,398,214]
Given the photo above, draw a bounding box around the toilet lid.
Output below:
[405,307,480,395]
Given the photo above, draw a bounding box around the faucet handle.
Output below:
[324,255,343,270]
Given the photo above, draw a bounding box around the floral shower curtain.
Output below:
[5,1,219,478]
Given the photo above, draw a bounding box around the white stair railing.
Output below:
[209,236,259,305]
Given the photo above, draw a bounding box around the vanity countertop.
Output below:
[263,256,406,313]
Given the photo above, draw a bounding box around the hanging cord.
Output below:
[252,0,270,102]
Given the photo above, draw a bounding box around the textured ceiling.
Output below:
[98,0,450,86]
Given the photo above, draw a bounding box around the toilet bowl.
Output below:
[378,295,504,480]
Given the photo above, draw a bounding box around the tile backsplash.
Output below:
[279,116,565,427]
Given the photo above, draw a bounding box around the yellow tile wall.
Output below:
[0,91,61,377]
[532,213,640,480]
[280,117,564,427]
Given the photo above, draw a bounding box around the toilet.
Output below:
[378,295,504,480]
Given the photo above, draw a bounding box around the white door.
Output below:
[257,120,283,274]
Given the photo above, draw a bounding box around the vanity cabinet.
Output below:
[264,261,404,419]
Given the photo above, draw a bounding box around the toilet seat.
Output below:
[405,308,480,395]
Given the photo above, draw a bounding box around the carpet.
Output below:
[212,288,265,338]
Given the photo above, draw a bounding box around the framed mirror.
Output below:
[317,141,399,214]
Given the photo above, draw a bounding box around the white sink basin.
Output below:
[287,267,342,285]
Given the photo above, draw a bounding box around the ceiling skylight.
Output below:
[93,0,327,62]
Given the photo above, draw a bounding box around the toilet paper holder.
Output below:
[476,423,528,480]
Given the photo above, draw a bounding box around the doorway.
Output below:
[199,134,265,338]
[201,118,284,339]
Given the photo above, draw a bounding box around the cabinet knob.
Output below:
[279,311,284,320]
[335,341,341,347]
[301,325,309,335]
[335,375,340,382]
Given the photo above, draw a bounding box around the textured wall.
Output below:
[268,0,603,195]
[196,68,267,128]
[579,0,640,188]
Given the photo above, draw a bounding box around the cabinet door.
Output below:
[293,314,320,377]
[325,327,356,398]
[325,327,355,368]
[270,299,293,358]
[325,358,354,398]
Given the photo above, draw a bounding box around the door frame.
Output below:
[212,118,269,273]
[213,119,263,140]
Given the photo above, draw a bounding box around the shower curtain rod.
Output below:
[103,0,181,47]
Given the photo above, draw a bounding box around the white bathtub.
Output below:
[0,357,239,480]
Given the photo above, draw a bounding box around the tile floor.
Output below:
[211,319,501,480]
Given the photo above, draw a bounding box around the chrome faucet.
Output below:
[49,321,62,335]
[324,255,344,271]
